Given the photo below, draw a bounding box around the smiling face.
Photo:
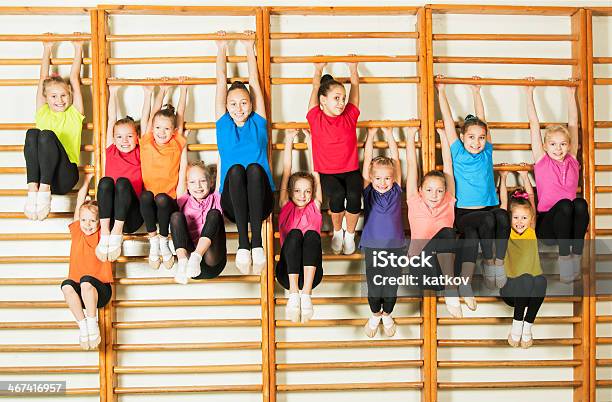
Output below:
[113,123,138,153]
[543,130,570,162]
[460,125,487,155]
[79,207,99,236]
[419,175,447,208]
[187,166,211,201]
[44,82,71,112]
[370,165,394,194]
[290,177,313,208]
[510,204,533,234]
[319,85,346,117]
[226,88,252,125]
[152,115,176,145]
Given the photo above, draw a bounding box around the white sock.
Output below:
[86,316,98,333]
[331,229,344,252]
[187,253,202,277]
[458,283,474,298]
[522,321,533,340]
[159,236,172,258]
[26,191,37,206]
[149,236,160,257]
[36,191,51,203]
[381,315,394,328]
[99,234,110,245]
[287,292,300,307]
[510,319,523,341]
[559,257,574,281]
[77,318,88,337]
[368,314,381,329]
[343,231,356,254]
[300,293,312,309]
[108,234,122,247]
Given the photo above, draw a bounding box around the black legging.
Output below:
[319,170,362,214]
[170,209,227,279]
[411,227,456,290]
[221,163,273,249]
[275,229,323,290]
[536,198,589,256]
[455,207,510,263]
[24,129,79,195]
[500,274,547,323]
[97,177,143,234]
[139,191,178,237]
[364,247,404,314]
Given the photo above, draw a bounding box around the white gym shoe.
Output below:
[300,293,314,323]
[187,253,202,278]
[251,247,266,274]
[286,293,301,323]
[24,192,37,220]
[148,236,161,269]
[174,258,189,285]
[459,283,477,311]
[331,229,344,255]
[342,231,356,255]
[35,191,51,221]
[494,265,507,289]
[445,296,463,318]
[106,234,123,262]
[95,234,110,262]
[159,236,175,269]
[86,316,100,349]
[235,249,252,274]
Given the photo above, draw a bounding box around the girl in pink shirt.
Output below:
[276,128,323,324]
[307,60,361,256]
[95,85,151,262]
[170,162,226,285]
[406,127,460,318]
[525,77,588,282]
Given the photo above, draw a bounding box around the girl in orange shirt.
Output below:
[139,80,189,269]
[61,173,113,350]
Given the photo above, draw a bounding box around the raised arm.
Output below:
[105,85,119,147]
[73,173,94,221]
[176,146,188,198]
[303,129,323,206]
[518,168,536,214]
[215,158,221,191]
[148,83,169,130]
[405,127,419,198]
[470,76,491,143]
[176,76,188,137]
[215,31,228,120]
[499,170,509,210]
[140,84,153,134]
[241,31,265,119]
[362,127,377,187]
[567,80,579,158]
[382,127,401,184]
[438,127,455,197]
[36,39,53,110]
[279,129,298,208]
[347,57,359,107]
[525,77,545,162]
[70,35,84,115]
[436,76,459,144]
[309,61,326,110]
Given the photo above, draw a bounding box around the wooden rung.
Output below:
[101,5,259,16]
[432,34,577,41]
[116,275,260,285]
[270,32,419,39]
[0,300,66,308]
[272,120,420,129]
[271,55,418,63]
[434,77,577,86]
[0,212,72,219]
[594,78,612,85]
[106,33,254,42]
[0,256,69,263]
[276,317,422,327]
[274,140,422,151]
[0,122,93,130]
[269,6,419,16]
[0,78,92,86]
[596,295,612,301]
[596,316,612,323]
[595,121,612,128]
[596,337,612,344]
[436,120,563,129]
[0,321,77,329]
[0,58,93,66]
[276,339,423,349]
[0,344,85,352]
[434,164,532,171]
[438,338,581,347]
[0,233,70,240]
[437,381,581,389]
[0,189,93,197]
[271,77,419,84]
[595,142,612,149]
[596,208,612,215]
[114,384,262,394]
[275,296,421,305]
[114,364,261,374]
[0,34,92,41]
[273,254,363,262]
[276,360,423,371]
[277,382,423,392]
[438,296,582,303]
[0,144,94,152]
[114,298,261,307]
[595,165,612,171]
[596,186,612,193]
[597,359,612,366]
[595,229,612,236]
[0,365,98,373]
[438,359,581,368]
[0,165,94,174]
[114,342,261,351]
[436,142,531,150]
[63,388,100,395]
[113,319,261,329]
[428,4,578,16]
[438,316,580,325]
[596,380,612,387]
[433,56,576,65]
[107,77,248,85]
[108,56,247,65]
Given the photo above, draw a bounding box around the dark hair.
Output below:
[153,104,177,129]
[419,170,446,189]
[508,189,534,215]
[227,80,250,96]
[288,172,315,199]
[461,114,488,135]
[42,76,71,96]
[317,74,343,99]
[114,115,138,133]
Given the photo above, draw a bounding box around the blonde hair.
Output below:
[79,200,99,217]
[370,156,395,171]
[42,76,71,97]
[187,161,216,189]
[543,124,571,144]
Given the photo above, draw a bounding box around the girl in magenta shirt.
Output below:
[307,60,361,256]
[525,77,588,282]
[170,162,226,285]
[95,85,151,262]
[276,128,323,324]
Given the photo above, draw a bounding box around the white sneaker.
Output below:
[106,234,123,262]
[251,247,266,275]
[331,229,344,255]
[235,249,252,274]
[95,234,110,262]
[77,319,89,350]
[458,283,477,311]
[159,236,175,269]
[445,296,463,318]
[342,231,356,255]
[300,293,314,323]
[482,262,496,289]
[187,253,202,278]
[286,293,301,323]
[494,265,507,289]
[35,191,51,221]
[24,192,37,220]
[86,316,100,349]
[148,236,161,269]
[174,258,189,285]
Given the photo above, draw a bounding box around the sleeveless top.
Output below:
[504,227,543,278]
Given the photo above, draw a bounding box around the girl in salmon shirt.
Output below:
[525,77,589,283]
[95,84,152,262]
[406,127,459,318]
[139,79,189,270]
[276,128,323,324]
[170,161,227,285]
[61,173,112,350]
[307,59,361,256]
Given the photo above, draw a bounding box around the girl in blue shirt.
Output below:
[215,31,274,276]
[436,75,510,310]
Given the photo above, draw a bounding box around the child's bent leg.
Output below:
[570,198,589,256]
[24,129,41,219]
[140,190,161,269]
[246,164,273,273]
[282,229,304,322]
[61,280,88,349]
[222,165,252,273]
[79,278,102,349]
[96,177,115,261]
[169,211,192,284]
[154,193,177,269]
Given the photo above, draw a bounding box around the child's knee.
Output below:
[154,193,171,208]
[227,164,246,180]
[98,176,114,193]
[170,211,184,227]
